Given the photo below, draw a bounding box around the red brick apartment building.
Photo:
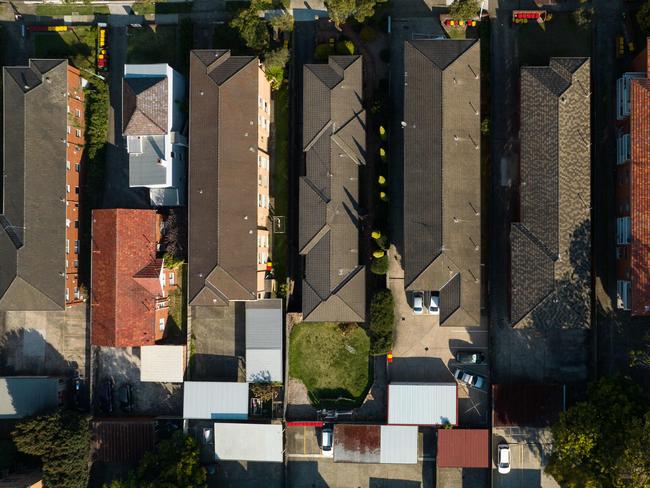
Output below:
[0,60,85,311]
[616,44,650,314]
[91,209,178,346]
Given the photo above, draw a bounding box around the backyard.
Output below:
[272,86,289,291]
[165,263,187,344]
[517,12,592,66]
[127,22,193,74]
[33,27,97,71]
[289,322,371,407]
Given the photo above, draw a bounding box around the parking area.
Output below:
[93,346,182,416]
[0,306,89,377]
[189,303,245,381]
[492,427,559,488]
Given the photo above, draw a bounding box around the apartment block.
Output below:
[0,59,85,311]
[188,50,272,306]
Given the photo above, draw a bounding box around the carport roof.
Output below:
[140,345,185,383]
[183,381,248,420]
[387,383,457,426]
[436,428,489,468]
[214,423,283,462]
[92,419,155,463]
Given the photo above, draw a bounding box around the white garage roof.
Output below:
[214,423,283,462]
[380,425,418,464]
[183,382,248,420]
[140,345,185,383]
[388,383,457,425]
[245,300,283,383]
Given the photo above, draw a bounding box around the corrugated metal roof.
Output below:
[92,419,155,463]
[380,425,418,464]
[388,383,457,425]
[245,300,283,382]
[0,377,62,419]
[214,423,283,462]
[436,429,489,468]
[183,382,248,420]
[140,345,185,383]
[333,424,380,463]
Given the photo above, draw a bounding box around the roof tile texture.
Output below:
[437,429,489,468]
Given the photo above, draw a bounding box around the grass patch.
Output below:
[127,23,194,75]
[517,12,591,66]
[272,85,289,290]
[289,322,371,407]
[33,27,97,71]
[165,264,187,343]
[35,4,109,15]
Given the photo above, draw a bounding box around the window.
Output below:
[74,287,79,299]
[66,184,70,193]
[617,280,631,310]
[66,161,71,170]
[75,163,80,172]
[75,108,81,118]
[75,186,79,194]
[258,193,262,207]
[75,220,79,229]
[162,273,166,287]
[75,129,81,138]
[67,126,71,134]
[66,259,68,268]
[67,105,70,113]
[169,272,175,285]
[74,240,80,253]
[159,318,166,331]
[66,219,71,228]
[74,260,78,268]
[65,288,69,301]
[66,239,70,254]
[617,217,631,245]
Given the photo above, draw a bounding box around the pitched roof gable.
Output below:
[122,76,168,136]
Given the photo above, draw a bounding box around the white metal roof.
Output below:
[245,300,283,383]
[183,382,248,420]
[388,383,457,425]
[0,377,61,419]
[380,425,418,464]
[140,345,185,383]
[214,423,283,462]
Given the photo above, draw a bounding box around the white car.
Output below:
[429,294,440,315]
[321,427,333,457]
[412,292,424,314]
[498,443,511,474]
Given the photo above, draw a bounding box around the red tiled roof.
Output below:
[631,79,650,315]
[91,209,161,346]
[436,429,489,468]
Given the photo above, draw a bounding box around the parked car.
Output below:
[98,378,114,413]
[412,292,424,314]
[429,294,440,315]
[498,443,511,474]
[454,368,487,391]
[455,351,486,365]
[321,426,333,455]
[118,383,134,413]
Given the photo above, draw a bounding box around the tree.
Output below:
[448,0,480,20]
[230,6,270,52]
[325,0,381,27]
[368,289,395,354]
[269,12,294,32]
[336,39,355,55]
[84,79,109,160]
[264,47,290,90]
[106,432,206,488]
[250,382,279,402]
[12,410,91,488]
[638,0,650,34]
[370,254,388,275]
[572,6,593,29]
[546,377,650,487]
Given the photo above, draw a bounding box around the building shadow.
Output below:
[389,356,455,383]
[285,460,328,488]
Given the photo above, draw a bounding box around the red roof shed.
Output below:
[436,429,489,468]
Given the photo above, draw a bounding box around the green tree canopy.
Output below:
[638,0,650,34]
[105,432,206,488]
[325,0,381,27]
[12,410,91,488]
[264,46,290,89]
[448,0,480,20]
[368,289,395,354]
[547,377,649,487]
[269,12,294,32]
[230,6,270,52]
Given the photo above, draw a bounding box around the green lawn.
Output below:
[33,27,97,71]
[271,86,289,290]
[35,4,109,15]
[289,322,371,407]
[517,13,591,66]
[165,263,187,343]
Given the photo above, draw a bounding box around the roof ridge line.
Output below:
[299,224,329,255]
[512,222,557,262]
[304,120,333,152]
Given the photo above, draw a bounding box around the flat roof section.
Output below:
[140,345,185,383]
[387,383,457,426]
[183,381,248,420]
[214,423,283,462]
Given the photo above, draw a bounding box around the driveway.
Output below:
[103,25,150,209]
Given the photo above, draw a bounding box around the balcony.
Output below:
[617,133,630,165]
[617,72,645,120]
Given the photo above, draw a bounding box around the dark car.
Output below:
[98,378,114,413]
[455,351,486,365]
[118,383,134,413]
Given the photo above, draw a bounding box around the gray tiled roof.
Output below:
[122,76,168,136]
[300,56,366,322]
[510,58,591,329]
[403,40,482,327]
[0,59,69,311]
[188,50,261,305]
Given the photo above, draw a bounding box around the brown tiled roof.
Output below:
[631,79,650,315]
[122,76,168,136]
[91,209,161,346]
[437,429,489,468]
[92,419,155,463]
[187,50,260,305]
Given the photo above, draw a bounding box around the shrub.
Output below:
[368,290,395,354]
[371,254,389,275]
[264,47,290,90]
[314,43,333,61]
[360,25,378,42]
[481,118,490,135]
[572,6,593,28]
[449,0,479,20]
[336,39,355,55]
[230,5,270,51]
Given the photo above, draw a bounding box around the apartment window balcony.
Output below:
[155,299,169,310]
[617,216,631,245]
[617,280,631,310]
[617,72,645,120]
[617,133,631,165]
